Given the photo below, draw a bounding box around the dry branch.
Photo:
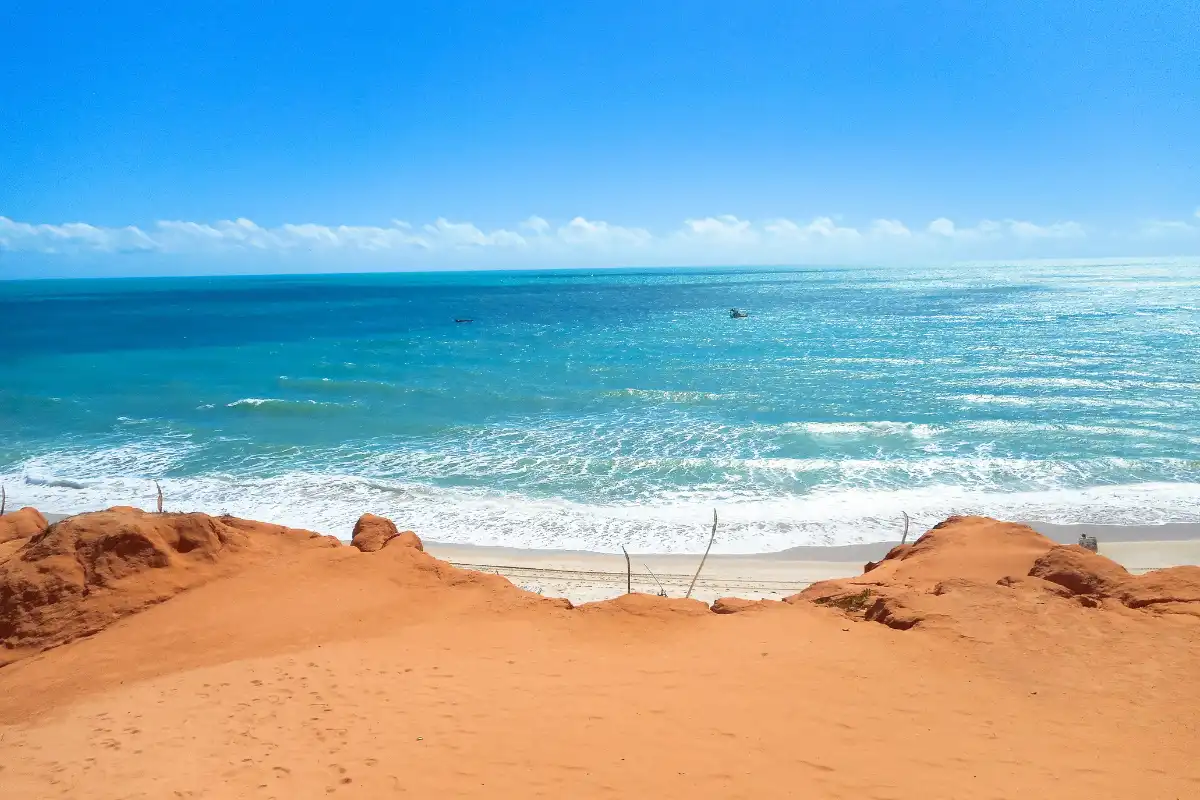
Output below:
[685,509,718,600]
[643,563,668,597]
[620,545,631,594]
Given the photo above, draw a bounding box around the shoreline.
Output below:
[39,511,1200,604]
[425,523,1200,603]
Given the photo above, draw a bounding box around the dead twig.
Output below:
[155,481,163,513]
[620,545,632,594]
[643,563,668,597]
[901,510,910,545]
[685,509,718,600]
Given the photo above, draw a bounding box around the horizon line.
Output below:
[4,256,1200,283]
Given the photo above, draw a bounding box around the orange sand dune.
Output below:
[1,509,1199,799]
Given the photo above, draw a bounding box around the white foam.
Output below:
[227,397,296,407]
[614,388,725,402]
[17,440,196,481]
[820,357,927,366]
[945,393,1188,409]
[224,397,342,412]
[788,421,942,438]
[955,420,1181,440]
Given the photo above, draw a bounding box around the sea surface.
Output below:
[2,264,1199,553]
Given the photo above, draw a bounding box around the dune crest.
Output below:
[5,510,1199,668]
[798,515,1200,629]
[0,507,49,544]
[1,508,582,668]
[0,508,336,665]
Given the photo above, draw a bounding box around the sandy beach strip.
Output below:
[424,543,864,604]
[430,521,1200,604]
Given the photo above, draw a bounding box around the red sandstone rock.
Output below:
[0,507,48,544]
[796,517,1200,630]
[351,514,422,552]
[793,516,1060,612]
[1119,566,1200,611]
[0,509,325,664]
[391,530,424,551]
[864,542,913,573]
[351,513,397,552]
[870,516,1058,587]
[711,597,779,614]
[1027,545,1130,597]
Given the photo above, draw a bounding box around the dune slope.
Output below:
[1,509,1198,799]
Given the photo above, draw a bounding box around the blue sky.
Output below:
[1,0,1198,276]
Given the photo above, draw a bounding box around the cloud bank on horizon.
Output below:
[3,210,1198,273]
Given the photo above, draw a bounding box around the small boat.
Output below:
[729,308,749,319]
[455,318,474,323]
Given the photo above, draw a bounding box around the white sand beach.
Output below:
[428,523,1200,604]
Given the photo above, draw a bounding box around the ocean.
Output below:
[1,263,1198,553]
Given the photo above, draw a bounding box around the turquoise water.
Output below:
[1,264,1198,552]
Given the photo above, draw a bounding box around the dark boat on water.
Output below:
[729,308,749,318]
[455,318,474,323]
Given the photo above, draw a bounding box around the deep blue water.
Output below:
[2,264,1198,552]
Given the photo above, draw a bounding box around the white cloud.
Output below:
[761,219,798,237]
[556,216,652,246]
[1139,207,1200,238]
[803,216,861,239]
[757,217,862,243]
[422,218,525,247]
[153,218,431,251]
[520,215,550,234]
[870,219,911,237]
[1139,219,1198,237]
[1008,220,1085,239]
[682,215,758,243]
[12,211,1191,273]
[925,217,1081,240]
[283,222,429,250]
[928,217,957,237]
[0,216,157,253]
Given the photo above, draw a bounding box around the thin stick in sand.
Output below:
[643,562,668,597]
[685,509,718,600]
[620,545,631,594]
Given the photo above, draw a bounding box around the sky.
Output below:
[1,0,1198,277]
